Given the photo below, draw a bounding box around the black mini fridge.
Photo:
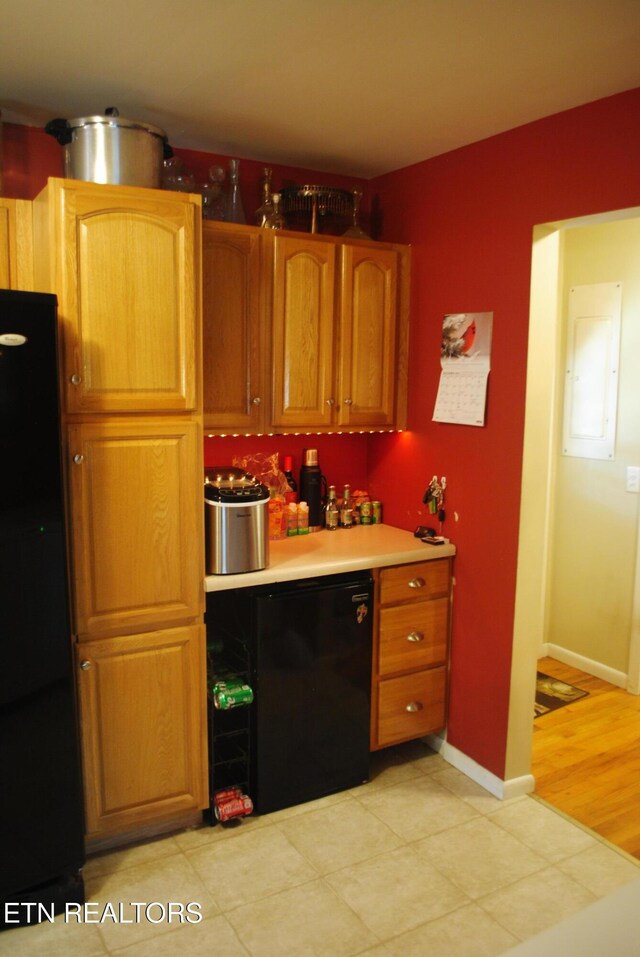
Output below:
[0,289,85,928]
[250,571,373,814]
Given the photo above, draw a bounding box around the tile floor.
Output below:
[3,741,639,956]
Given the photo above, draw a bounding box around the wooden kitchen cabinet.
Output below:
[337,243,400,429]
[201,222,410,434]
[67,418,204,639]
[33,178,200,414]
[76,624,208,839]
[271,233,338,430]
[32,178,207,845]
[0,197,34,290]
[202,221,267,432]
[371,558,452,750]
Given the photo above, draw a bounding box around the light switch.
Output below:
[626,466,640,493]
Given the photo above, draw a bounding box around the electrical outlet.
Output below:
[626,466,640,493]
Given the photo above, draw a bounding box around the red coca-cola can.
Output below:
[213,787,243,806]
[214,794,254,822]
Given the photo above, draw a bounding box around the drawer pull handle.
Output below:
[408,577,425,589]
[405,701,423,713]
[406,631,424,643]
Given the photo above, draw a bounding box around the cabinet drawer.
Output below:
[377,668,446,747]
[379,559,450,605]
[378,597,448,676]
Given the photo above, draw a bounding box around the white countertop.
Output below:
[205,524,456,591]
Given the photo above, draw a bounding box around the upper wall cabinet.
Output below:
[201,222,410,434]
[33,179,200,415]
[338,243,399,429]
[202,222,266,433]
[271,234,338,430]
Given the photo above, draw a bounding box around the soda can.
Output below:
[213,681,254,709]
[372,501,382,523]
[360,501,372,525]
[214,794,254,822]
[213,787,243,806]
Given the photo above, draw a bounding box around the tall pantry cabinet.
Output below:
[32,179,208,845]
[0,197,34,289]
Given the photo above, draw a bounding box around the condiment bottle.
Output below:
[324,485,339,531]
[283,455,298,503]
[339,484,354,529]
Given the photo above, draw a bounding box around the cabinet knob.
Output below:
[405,701,424,713]
[70,373,82,386]
[325,398,335,406]
[79,659,91,671]
[73,454,84,465]
[251,396,262,406]
[344,397,353,405]
[408,577,425,589]
[406,631,424,643]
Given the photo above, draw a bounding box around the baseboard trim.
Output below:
[541,642,627,689]
[425,733,535,801]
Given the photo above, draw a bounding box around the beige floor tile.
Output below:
[352,748,425,794]
[186,823,317,910]
[278,798,402,873]
[225,878,379,957]
[253,788,353,823]
[85,853,217,951]
[487,795,597,862]
[478,865,597,941]
[402,742,450,776]
[383,902,519,957]
[172,814,271,852]
[0,914,107,957]
[109,913,250,956]
[557,841,640,896]
[85,834,183,879]
[357,773,478,841]
[416,816,547,899]
[352,946,395,957]
[325,843,467,939]
[430,767,513,813]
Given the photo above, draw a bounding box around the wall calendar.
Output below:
[432,312,493,426]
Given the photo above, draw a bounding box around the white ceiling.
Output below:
[2,0,640,178]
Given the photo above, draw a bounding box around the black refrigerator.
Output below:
[0,289,85,928]
[251,571,373,814]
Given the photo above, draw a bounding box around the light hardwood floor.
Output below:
[532,656,640,860]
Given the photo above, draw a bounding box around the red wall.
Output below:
[367,87,640,777]
[5,90,640,780]
[1,123,370,220]
[204,433,371,496]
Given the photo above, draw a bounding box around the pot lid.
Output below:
[56,107,167,141]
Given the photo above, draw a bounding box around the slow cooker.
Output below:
[205,468,270,575]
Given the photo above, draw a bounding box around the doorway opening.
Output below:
[506,208,640,848]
